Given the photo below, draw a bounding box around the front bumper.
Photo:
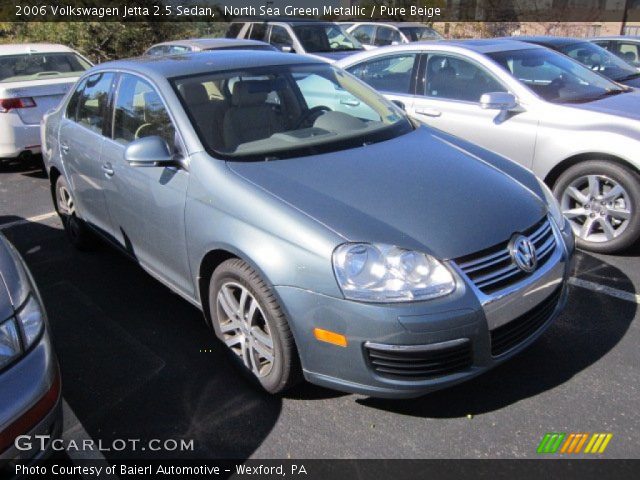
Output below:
[0,331,62,465]
[276,218,575,399]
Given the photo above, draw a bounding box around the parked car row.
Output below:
[2,23,640,461]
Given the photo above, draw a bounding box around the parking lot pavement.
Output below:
[1,159,638,460]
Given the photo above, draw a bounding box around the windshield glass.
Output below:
[0,52,91,83]
[557,41,639,82]
[488,48,627,103]
[293,25,362,53]
[399,26,443,41]
[173,63,411,160]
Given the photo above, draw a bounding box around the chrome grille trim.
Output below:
[454,216,558,295]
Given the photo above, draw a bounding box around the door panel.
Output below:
[101,74,192,294]
[410,53,538,168]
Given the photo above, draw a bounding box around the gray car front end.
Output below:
[42,51,573,398]
[0,234,61,466]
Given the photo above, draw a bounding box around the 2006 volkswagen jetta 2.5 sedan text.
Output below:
[41,51,574,398]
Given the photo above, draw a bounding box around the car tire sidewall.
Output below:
[552,160,640,254]
[209,259,292,394]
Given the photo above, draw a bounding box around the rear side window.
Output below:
[76,72,114,134]
[351,25,375,45]
[374,27,401,47]
[249,23,267,41]
[226,23,244,38]
[66,78,87,121]
[0,52,91,83]
[270,25,293,48]
[347,54,418,94]
[112,74,175,151]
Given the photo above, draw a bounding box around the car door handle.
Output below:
[415,107,442,117]
[60,143,70,153]
[102,163,114,177]
[340,98,360,107]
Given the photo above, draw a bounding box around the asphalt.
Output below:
[0,156,638,460]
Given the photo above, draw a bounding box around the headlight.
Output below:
[16,294,45,347]
[537,179,566,229]
[332,243,456,302]
[0,318,22,370]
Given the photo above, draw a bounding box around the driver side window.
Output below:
[112,74,175,151]
[347,54,418,94]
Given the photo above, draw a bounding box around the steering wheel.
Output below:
[294,106,331,129]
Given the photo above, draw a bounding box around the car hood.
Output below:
[228,127,547,260]
[567,90,640,121]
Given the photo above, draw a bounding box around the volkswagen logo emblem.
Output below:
[509,235,537,273]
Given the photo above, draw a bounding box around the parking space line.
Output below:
[62,399,119,479]
[569,277,640,304]
[0,211,57,230]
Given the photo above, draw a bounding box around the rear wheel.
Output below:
[55,175,96,250]
[208,258,301,394]
[553,160,640,253]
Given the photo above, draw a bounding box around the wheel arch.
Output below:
[543,153,640,188]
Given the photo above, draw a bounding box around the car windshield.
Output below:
[292,25,363,52]
[399,26,443,41]
[556,41,640,82]
[0,52,91,83]
[173,63,411,161]
[488,48,628,103]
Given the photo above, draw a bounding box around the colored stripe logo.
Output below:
[537,433,612,454]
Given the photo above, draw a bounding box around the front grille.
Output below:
[365,339,472,380]
[455,216,557,295]
[490,286,562,356]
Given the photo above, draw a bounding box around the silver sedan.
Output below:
[338,39,640,253]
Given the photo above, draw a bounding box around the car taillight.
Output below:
[0,97,36,113]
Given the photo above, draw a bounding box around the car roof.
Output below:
[352,22,432,28]
[425,39,541,53]
[0,43,77,55]
[589,35,640,41]
[150,38,273,50]
[92,50,325,79]
[509,36,588,48]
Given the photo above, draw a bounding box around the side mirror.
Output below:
[480,92,518,111]
[124,136,176,168]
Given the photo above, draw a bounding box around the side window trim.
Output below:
[423,52,510,105]
[106,71,187,159]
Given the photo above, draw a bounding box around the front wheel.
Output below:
[553,160,640,253]
[208,258,302,394]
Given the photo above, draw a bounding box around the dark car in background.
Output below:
[0,234,61,468]
[514,36,640,87]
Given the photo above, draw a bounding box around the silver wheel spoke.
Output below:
[563,207,587,219]
[603,184,624,202]
[580,217,596,239]
[218,288,238,321]
[587,175,600,198]
[566,186,588,205]
[598,217,616,241]
[608,207,631,220]
[224,334,243,348]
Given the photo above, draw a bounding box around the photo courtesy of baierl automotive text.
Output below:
[0,0,639,479]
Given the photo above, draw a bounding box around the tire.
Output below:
[208,258,302,394]
[54,175,96,251]
[552,160,640,253]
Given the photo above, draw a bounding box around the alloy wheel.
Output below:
[560,174,632,243]
[216,281,275,378]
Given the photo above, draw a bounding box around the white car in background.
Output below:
[0,43,91,160]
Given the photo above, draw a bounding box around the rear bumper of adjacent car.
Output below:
[0,114,41,159]
[276,217,575,399]
[0,331,62,464]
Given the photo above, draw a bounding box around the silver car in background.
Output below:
[590,36,640,70]
[338,39,640,253]
[0,43,91,161]
[347,22,443,49]
[0,234,61,465]
[144,38,277,56]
